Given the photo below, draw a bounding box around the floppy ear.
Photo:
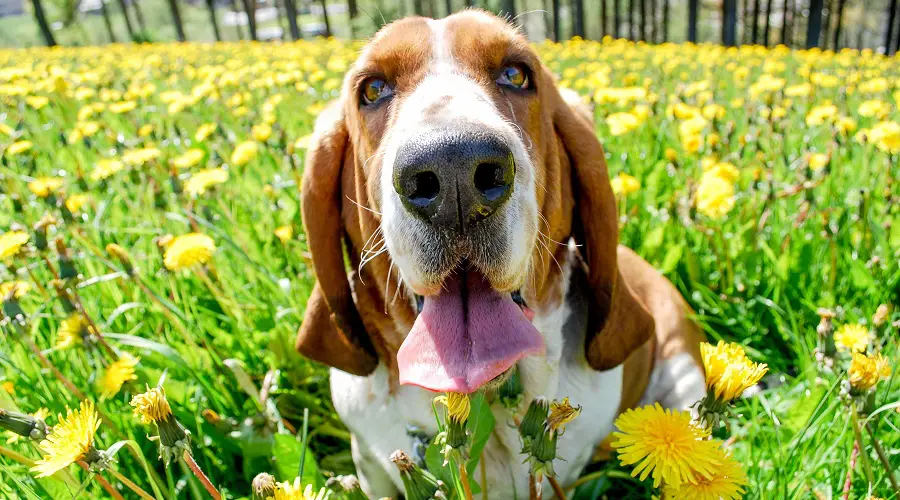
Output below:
[551,90,655,371]
[296,104,378,376]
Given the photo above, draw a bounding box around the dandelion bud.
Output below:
[547,398,581,437]
[251,472,276,500]
[105,243,135,275]
[130,386,191,464]
[499,368,524,410]
[326,475,368,500]
[872,304,890,327]
[527,427,558,476]
[0,408,50,441]
[33,215,57,252]
[50,280,77,314]
[519,397,549,441]
[390,450,441,500]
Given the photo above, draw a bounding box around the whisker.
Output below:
[346,195,383,216]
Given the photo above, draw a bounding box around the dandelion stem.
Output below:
[22,335,86,400]
[183,450,221,500]
[849,405,876,487]
[0,443,35,466]
[528,473,541,500]
[865,421,900,496]
[547,475,566,500]
[458,461,474,500]
[566,469,636,490]
[841,441,858,500]
[106,466,156,500]
[76,461,125,500]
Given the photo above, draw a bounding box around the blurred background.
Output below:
[3,0,900,53]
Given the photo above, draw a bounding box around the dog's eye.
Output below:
[496,65,530,90]
[361,78,393,105]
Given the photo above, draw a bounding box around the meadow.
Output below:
[0,36,899,499]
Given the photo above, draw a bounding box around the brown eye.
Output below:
[361,78,393,105]
[497,65,530,89]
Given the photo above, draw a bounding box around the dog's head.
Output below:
[297,10,654,393]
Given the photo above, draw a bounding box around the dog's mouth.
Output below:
[397,263,545,393]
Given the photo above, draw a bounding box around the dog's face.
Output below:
[297,11,655,394]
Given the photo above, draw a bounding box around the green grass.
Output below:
[1,34,899,499]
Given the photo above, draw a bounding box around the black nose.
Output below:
[393,129,515,232]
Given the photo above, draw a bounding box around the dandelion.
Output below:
[194,123,217,142]
[91,159,125,181]
[32,401,104,477]
[275,225,293,244]
[137,124,154,137]
[702,162,740,183]
[834,323,870,352]
[293,134,312,150]
[695,175,735,219]
[172,148,206,169]
[606,112,640,136]
[25,95,49,109]
[437,392,471,424]
[109,100,137,114]
[123,147,162,166]
[390,450,441,500]
[27,177,64,198]
[252,473,277,500]
[547,397,581,436]
[872,305,890,327]
[184,168,229,197]
[273,478,331,500]
[611,404,722,487]
[163,233,216,270]
[808,153,829,171]
[0,230,30,260]
[805,103,838,126]
[56,314,90,350]
[231,140,259,166]
[700,341,768,403]
[611,172,641,196]
[131,385,191,463]
[869,121,900,153]
[65,194,90,213]
[99,355,140,398]
[252,123,272,142]
[848,352,891,392]
[662,447,748,500]
[6,140,32,156]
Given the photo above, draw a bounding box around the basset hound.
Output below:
[296,10,707,497]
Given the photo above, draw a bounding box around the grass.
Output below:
[1,33,899,499]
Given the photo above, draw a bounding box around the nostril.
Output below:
[473,161,512,201]
[408,171,440,207]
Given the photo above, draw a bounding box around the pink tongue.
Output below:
[397,270,545,393]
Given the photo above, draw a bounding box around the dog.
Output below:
[295,10,707,497]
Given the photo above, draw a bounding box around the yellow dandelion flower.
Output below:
[682,134,702,153]
[172,148,206,169]
[808,153,829,171]
[0,281,31,299]
[28,177,64,198]
[806,103,838,126]
[184,168,228,197]
[6,408,50,444]
[547,397,581,435]
[99,355,140,398]
[56,314,90,350]
[611,172,641,196]
[65,194,91,213]
[869,121,900,154]
[274,225,293,244]
[702,162,740,183]
[25,95,49,110]
[700,341,768,402]
[436,392,471,424]
[231,140,259,166]
[252,123,272,142]
[109,100,137,114]
[834,323,870,352]
[31,401,101,478]
[0,122,14,136]
[273,478,330,500]
[163,233,216,270]
[611,404,722,488]
[293,134,312,150]
[91,159,125,181]
[0,231,30,260]
[137,124,154,137]
[664,148,678,163]
[662,447,748,500]
[122,147,162,166]
[848,352,891,391]
[1,381,13,394]
[695,175,735,219]
[194,123,217,142]
[836,116,858,135]
[606,112,640,136]
[6,140,33,156]
[858,100,888,118]
[130,386,173,425]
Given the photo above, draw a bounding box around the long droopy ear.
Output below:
[296,103,378,376]
[552,91,656,371]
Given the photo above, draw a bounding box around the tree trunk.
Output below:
[821,0,830,48]
[649,0,656,42]
[661,0,668,41]
[599,0,608,37]
[762,0,772,45]
[613,0,620,38]
[741,0,749,43]
[30,0,57,46]
[444,0,452,16]
[752,0,762,45]
[283,0,300,39]
[687,0,697,42]
[320,0,331,35]
[638,0,645,40]
[723,0,737,46]
[117,0,136,39]
[831,0,844,50]
[572,0,585,37]
[886,0,898,54]
[230,0,245,39]
[780,0,792,46]
[805,0,822,49]
[100,0,117,42]
[412,0,423,15]
[205,0,222,40]
[241,0,257,39]
[167,0,186,41]
[551,0,560,40]
[628,0,634,39]
[133,0,147,32]
[894,10,900,53]
[856,26,863,50]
